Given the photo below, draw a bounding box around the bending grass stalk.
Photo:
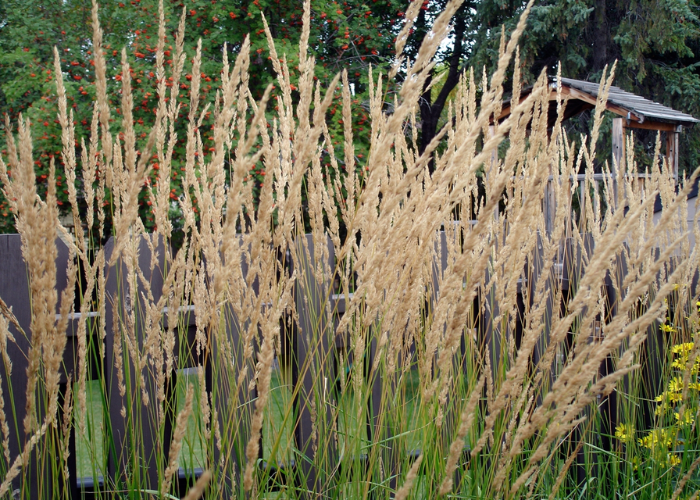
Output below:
[181,470,212,500]
[163,384,195,496]
[547,433,585,500]
[0,421,48,498]
[439,374,486,495]
[394,454,423,500]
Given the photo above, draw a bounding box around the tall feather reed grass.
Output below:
[0,0,699,498]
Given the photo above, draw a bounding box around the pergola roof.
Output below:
[498,76,699,132]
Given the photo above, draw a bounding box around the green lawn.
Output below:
[74,379,106,480]
[75,362,423,483]
[74,369,207,479]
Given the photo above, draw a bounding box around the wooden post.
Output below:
[292,234,338,497]
[548,177,558,235]
[209,236,257,496]
[666,130,679,182]
[481,264,502,385]
[527,233,554,396]
[561,233,596,483]
[488,125,499,222]
[545,135,560,236]
[432,230,464,486]
[210,302,257,497]
[104,235,166,492]
[612,118,625,208]
[488,125,497,176]
[579,179,586,232]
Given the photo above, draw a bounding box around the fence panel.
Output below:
[0,234,73,500]
[290,234,338,496]
[209,238,258,497]
[103,235,166,492]
[0,228,692,498]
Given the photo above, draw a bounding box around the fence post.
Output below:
[432,228,476,490]
[666,130,679,182]
[208,249,258,497]
[598,247,629,454]
[167,306,203,496]
[481,268,501,384]
[564,233,596,483]
[612,118,625,208]
[291,234,338,497]
[641,249,664,430]
[640,247,673,431]
[103,234,166,492]
[529,232,557,387]
[365,319,398,497]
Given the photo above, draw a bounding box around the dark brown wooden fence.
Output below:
[0,230,688,498]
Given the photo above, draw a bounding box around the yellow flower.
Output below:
[668,377,685,393]
[675,409,695,426]
[655,378,685,408]
[638,428,674,450]
[668,453,681,467]
[615,423,634,442]
[670,342,700,374]
[672,359,687,370]
[672,343,695,355]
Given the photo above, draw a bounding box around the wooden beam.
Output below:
[612,118,624,173]
[495,84,690,134]
[666,131,679,180]
[561,87,644,123]
[626,120,679,132]
[612,118,624,208]
[497,85,649,125]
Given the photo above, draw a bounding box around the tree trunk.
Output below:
[591,0,609,73]
[419,10,467,171]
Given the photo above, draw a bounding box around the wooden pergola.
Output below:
[498,76,699,178]
[495,76,699,234]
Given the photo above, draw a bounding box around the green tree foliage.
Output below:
[0,1,151,232]
[0,0,413,234]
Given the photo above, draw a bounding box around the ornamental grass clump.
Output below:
[0,0,699,498]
